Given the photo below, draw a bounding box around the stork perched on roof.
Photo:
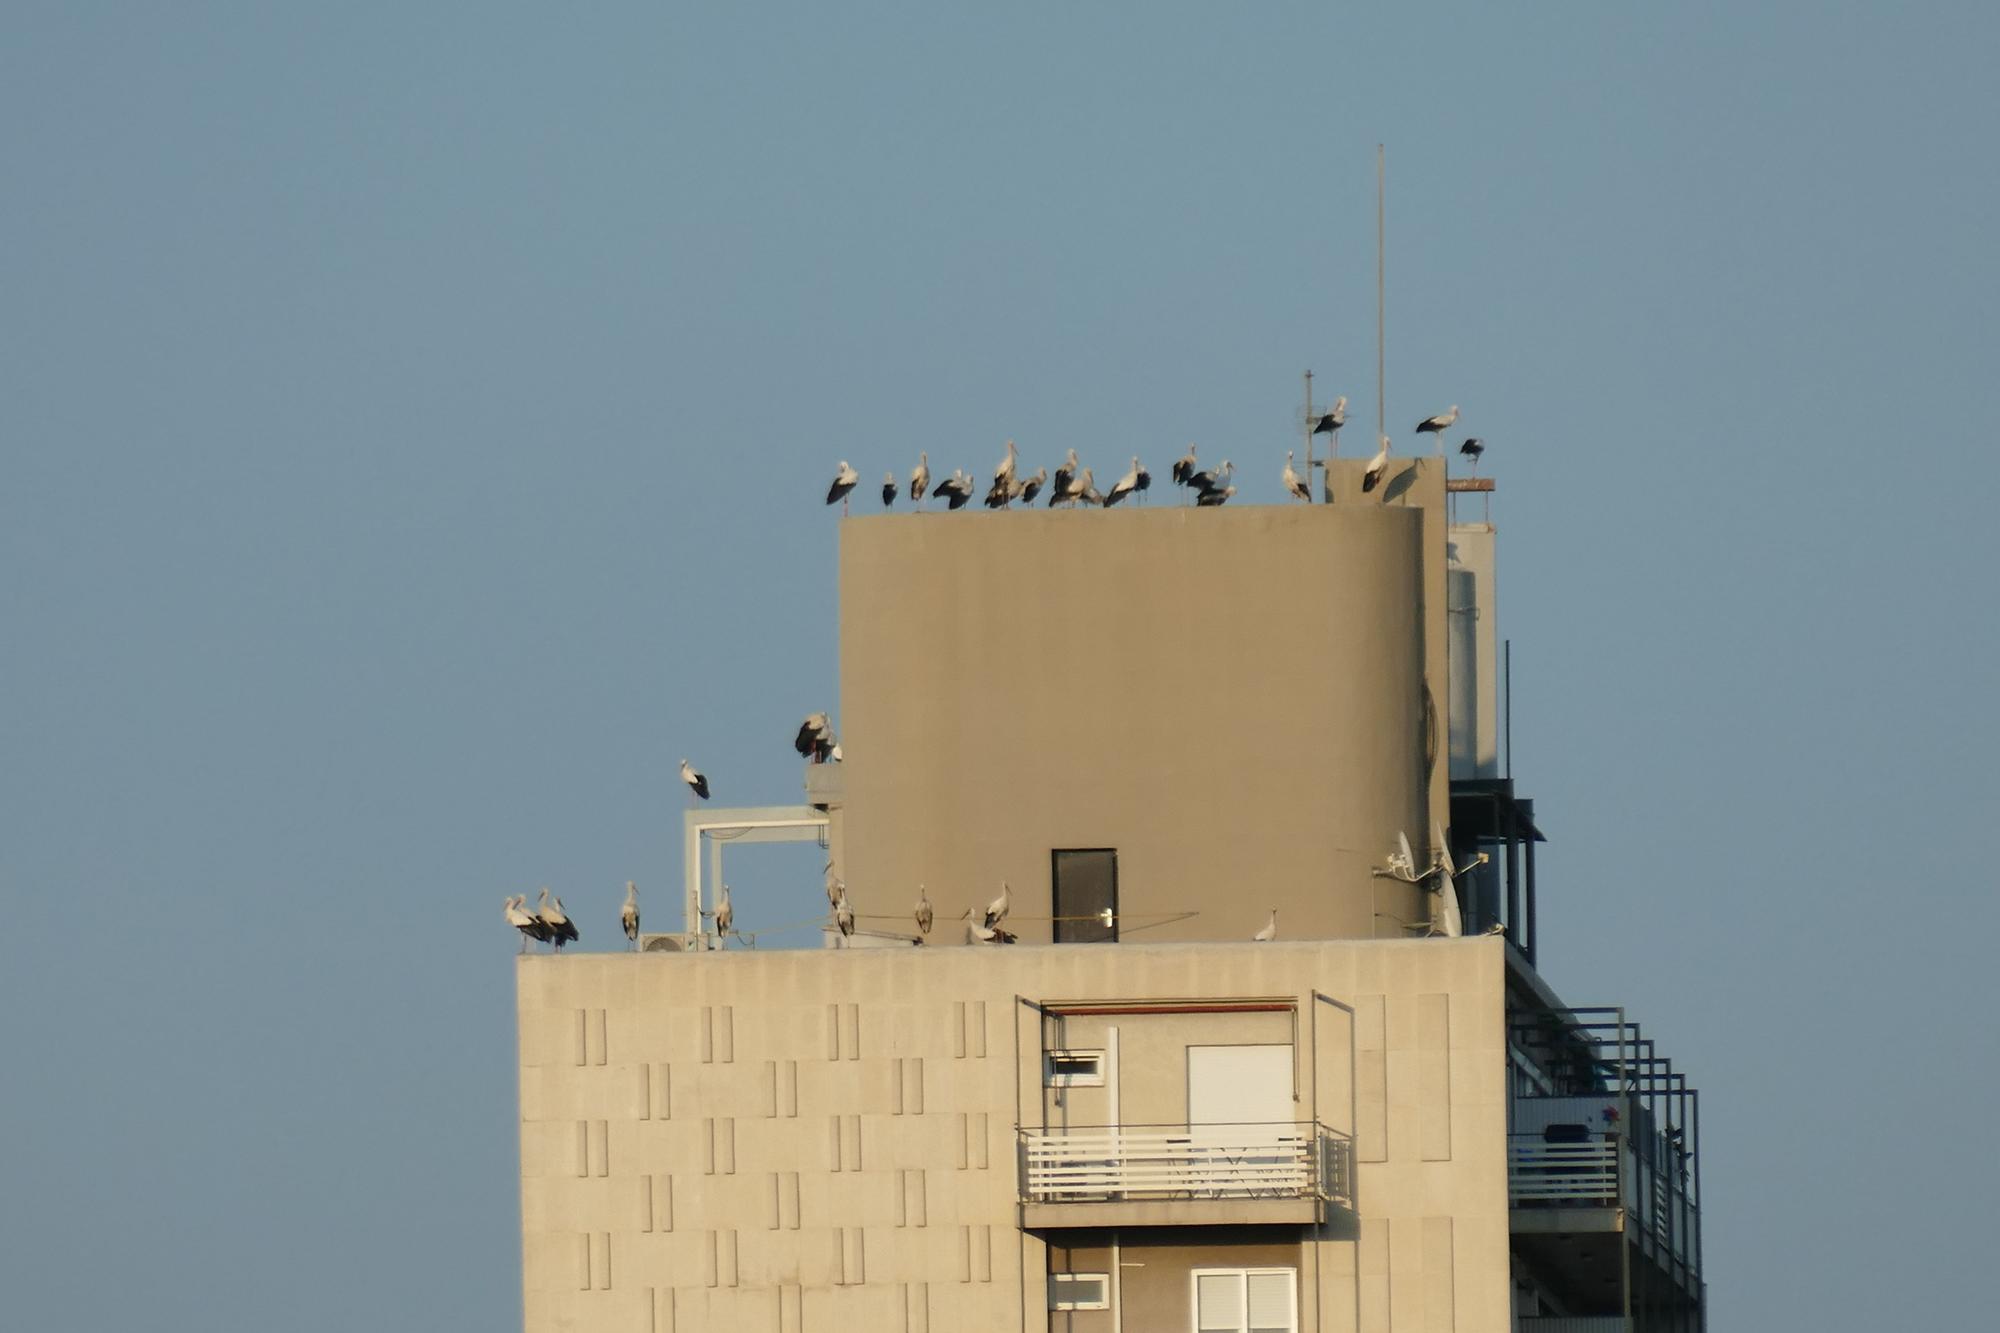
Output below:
[680,758,710,801]
[1049,449,1080,507]
[981,881,1013,931]
[992,439,1018,492]
[933,469,974,510]
[1361,436,1391,495]
[621,881,640,947]
[536,887,579,952]
[1061,467,1099,507]
[1415,406,1459,450]
[984,473,1012,508]
[914,886,933,941]
[1196,484,1236,507]
[827,461,859,513]
[795,712,836,763]
[881,471,897,507]
[1311,395,1347,437]
[1188,459,1233,499]
[967,916,1015,944]
[1171,443,1198,491]
[1283,451,1311,502]
[1253,908,1278,942]
[506,895,552,952]
[909,452,930,509]
[833,885,855,939]
[1458,438,1486,471]
[1017,467,1046,507]
[1104,457,1144,507]
[713,881,733,942]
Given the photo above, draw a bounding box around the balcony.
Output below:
[1017,1122,1351,1229]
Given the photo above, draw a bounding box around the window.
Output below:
[1052,848,1118,942]
[1192,1268,1296,1333]
[1048,1272,1110,1311]
[1044,1050,1105,1087]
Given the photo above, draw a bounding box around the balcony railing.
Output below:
[1508,1136,1619,1204]
[1019,1122,1350,1212]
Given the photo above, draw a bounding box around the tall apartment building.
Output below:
[515,456,1706,1332]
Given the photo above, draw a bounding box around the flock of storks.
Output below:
[823,401,1487,515]
[504,402,1493,954]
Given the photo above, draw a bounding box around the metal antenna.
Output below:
[1303,368,1314,498]
[1376,144,1387,447]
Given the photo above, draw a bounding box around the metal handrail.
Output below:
[1018,1122,1351,1209]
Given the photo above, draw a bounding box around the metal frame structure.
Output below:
[679,804,829,949]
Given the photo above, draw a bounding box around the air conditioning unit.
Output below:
[639,934,685,953]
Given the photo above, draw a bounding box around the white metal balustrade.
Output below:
[1019,1123,1350,1210]
[1506,1137,1619,1204]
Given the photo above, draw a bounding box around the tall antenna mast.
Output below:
[1376,144,1386,446]
[1303,368,1314,497]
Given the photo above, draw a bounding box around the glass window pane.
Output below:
[1247,1270,1294,1332]
[1052,849,1117,942]
[1197,1272,1243,1331]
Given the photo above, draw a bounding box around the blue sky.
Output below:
[3,4,1995,1328]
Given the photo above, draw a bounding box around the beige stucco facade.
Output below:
[517,937,1511,1331]
[514,458,1704,1330]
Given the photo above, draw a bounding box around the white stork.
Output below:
[1104,457,1143,507]
[1133,458,1151,504]
[1188,459,1232,497]
[1361,436,1391,494]
[909,452,930,508]
[826,461,860,513]
[680,758,710,801]
[1017,467,1046,507]
[1171,443,1198,492]
[833,886,855,939]
[714,881,733,941]
[881,471,897,507]
[1196,483,1235,508]
[993,439,1018,491]
[620,881,640,947]
[914,885,933,939]
[967,915,1015,945]
[1049,449,1079,507]
[983,473,1011,508]
[1061,467,1097,507]
[1283,451,1311,502]
[506,895,551,952]
[1311,395,1348,437]
[537,888,579,952]
[1458,438,1485,471]
[1253,908,1278,942]
[795,712,831,761]
[932,469,974,510]
[981,881,1013,931]
[1415,406,1460,448]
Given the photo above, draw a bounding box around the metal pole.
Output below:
[1304,369,1314,499]
[1377,145,1386,448]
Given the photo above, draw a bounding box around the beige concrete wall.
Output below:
[836,503,1437,945]
[1320,455,1452,837]
[516,936,1511,1332]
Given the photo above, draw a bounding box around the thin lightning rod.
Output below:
[1376,144,1386,446]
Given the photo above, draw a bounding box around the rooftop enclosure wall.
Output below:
[837,502,1438,944]
[516,938,1512,1332]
